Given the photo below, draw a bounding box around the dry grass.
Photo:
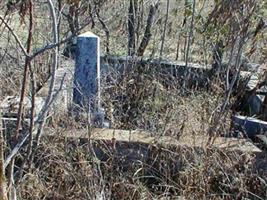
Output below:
[102,63,224,136]
[12,66,266,200]
[15,133,267,200]
[1,1,266,199]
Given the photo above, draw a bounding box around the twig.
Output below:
[4,134,29,169]
[29,19,92,60]
[0,15,28,57]
[34,0,59,149]
[3,73,66,168]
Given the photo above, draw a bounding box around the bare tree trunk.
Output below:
[13,2,34,142]
[7,1,34,199]
[137,1,159,57]
[185,0,196,68]
[182,0,189,61]
[183,0,196,88]
[211,39,224,79]
[95,8,110,54]
[67,1,80,35]
[159,0,170,59]
[16,61,36,179]
[128,0,137,56]
[175,33,180,60]
[135,0,143,49]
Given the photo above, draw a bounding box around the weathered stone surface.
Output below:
[0,96,45,118]
[73,32,100,112]
[37,60,74,114]
[233,115,267,138]
[100,55,211,88]
[240,70,267,116]
[1,58,74,123]
[42,127,262,176]
[44,128,262,154]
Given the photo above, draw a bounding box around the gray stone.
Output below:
[240,71,267,116]
[73,32,101,112]
[233,115,267,138]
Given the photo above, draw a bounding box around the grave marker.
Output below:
[73,32,101,114]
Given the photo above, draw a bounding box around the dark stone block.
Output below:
[233,115,267,138]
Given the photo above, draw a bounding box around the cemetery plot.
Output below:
[0,32,265,175]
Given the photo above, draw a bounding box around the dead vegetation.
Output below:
[14,133,267,200]
[9,67,264,199]
[0,0,267,199]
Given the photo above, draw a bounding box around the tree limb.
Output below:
[0,15,28,57]
[137,1,159,57]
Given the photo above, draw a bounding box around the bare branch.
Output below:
[29,19,92,60]
[4,134,29,169]
[32,0,59,157]
[0,15,28,57]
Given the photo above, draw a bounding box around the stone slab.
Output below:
[44,128,262,154]
[0,96,45,118]
[240,70,267,116]
[1,59,74,120]
[233,115,267,138]
[37,59,74,112]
